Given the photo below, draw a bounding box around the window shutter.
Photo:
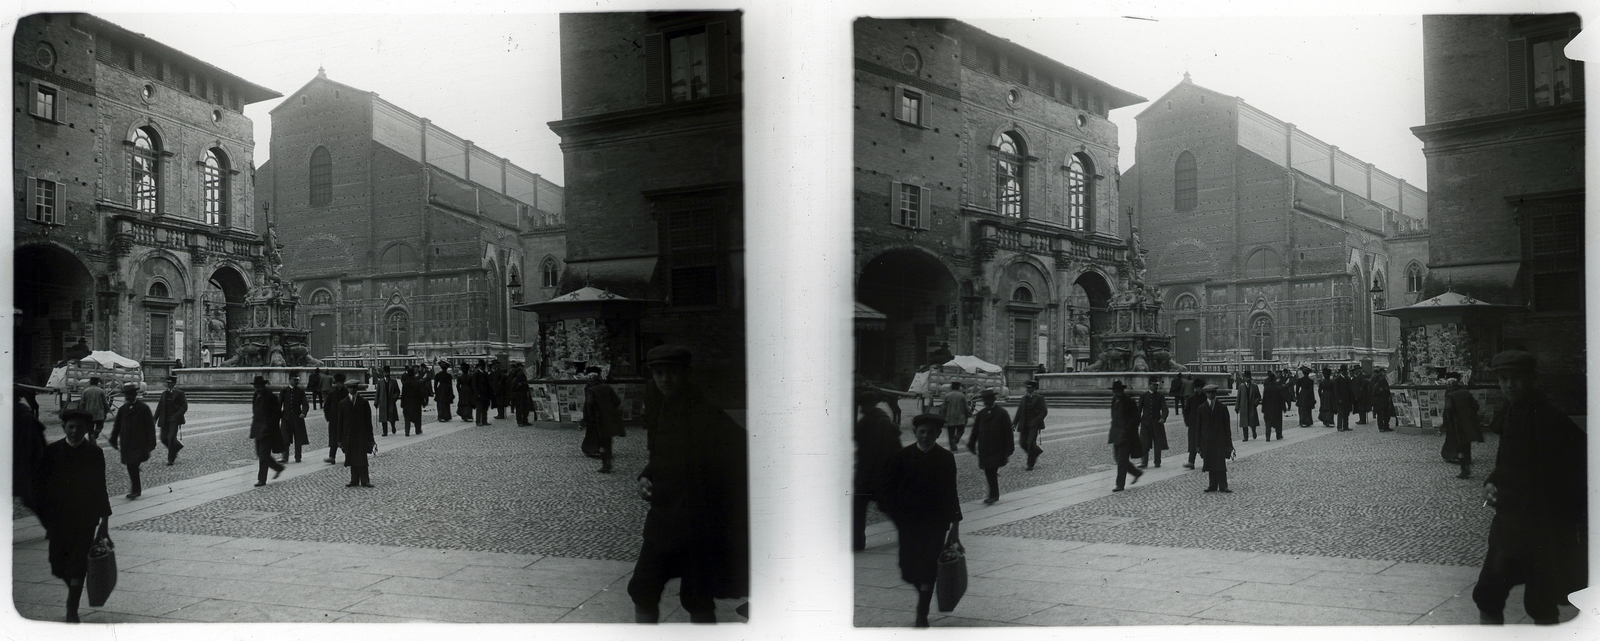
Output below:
[1507,38,1528,110]
[919,185,931,230]
[27,81,40,118]
[706,21,729,96]
[890,180,902,225]
[644,33,665,106]
[26,177,37,220]
[1568,28,1580,102]
[53,181,63,224]
[892,86,905,121]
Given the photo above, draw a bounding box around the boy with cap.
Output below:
[107,382,156,499]
[36,405,111,622]
[1473,351,1586,625]
[582,366,624,473]
[629,345,747,623]
[1441,372,1479,475]
[280,374,310,463]
[1138,376,1169,468]
[1012,380,1048,470]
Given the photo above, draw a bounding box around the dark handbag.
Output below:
[85,519,117,607]
[934,530,967,612]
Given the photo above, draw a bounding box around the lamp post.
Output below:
[1368,277,1385,364]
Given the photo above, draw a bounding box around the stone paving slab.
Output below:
[1296,568,1476,597]
[339,592,570,624]
[1215,580,1452,615]
[364,575,597,609]
[443,564,626,591]
[1238,553,1396,574]
[1013,603,1199,626]
[980,562,1240,596]
[1122,557,1322,585]
[1190,597,1422,626]
[161,599,347,623]
[267,552,469,579]
[124,558,390,590]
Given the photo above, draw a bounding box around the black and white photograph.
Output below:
[851,13,1587,628]
[11,8,748,625]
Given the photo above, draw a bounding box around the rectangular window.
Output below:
[34,85,56,121]
[28,178,58,223]
[1524,200,1583,312]
[892,182,928,229]
[1510,32,1585,110]
[668,30,709,102]
[896,88,923,126]
[1012,317,1032,363]
[149,314,168,359]
[668,207,720,306]
[645,22,730,106]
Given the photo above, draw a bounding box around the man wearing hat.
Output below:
[308,367,325,411]
[280,374,310,463]
[1107,381,1143,491]
[107,382,156,499]
[1333,365,1355,432]
[629,345,747,623]
[490,360,510,420]
[1473,351,1586,625]
[1012,380,1049,470]
[339,379,376,487]
[510,362,532,426]
[472,359,494,425]
[456,362,478,423]
[1236,371,1261,441]
[581,366,624,473]
[401,366,428,435]
[1197,384,1234,493]
[376,367,401,437]
[1138,377,1169,468]
[248,376,285,486]
[1261,371,1286,442]
[432,361,455,423]
[971,388,1013,504]
[1294,367,1317,428]
[940,381,970,452]
[1182,376,1208,470]
[1371,367,1395,432]
[323,372,348,464]
[154,375,188,466]
[1317,368,1336,427]
[1440,372,1481,478]
[79,377,112,441]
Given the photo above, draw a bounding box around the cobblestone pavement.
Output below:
[979,424,1500,566]
[120,420,650,561]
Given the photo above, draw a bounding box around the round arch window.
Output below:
[1012,286,1033,303]
[35,43,55,69]
[141,83,155,102]
[1006,88,1020,105]
[900,47,921,73]
[148,281,169,298]
[211,109,222,124]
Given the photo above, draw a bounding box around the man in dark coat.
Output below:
[308,368,324,411]
[1442,372,1482,478]
[154,375,188,465]
[457,363,478,422]
[433,362,455,423]
[1317,368,1336,427]
[1168,374,1186,416]
[1012,380,1048,470]
[1295,367,1317,427]
[1138,376,1169,468]
[1236,371,1261,441]
[490,361,509,419]
[1197,384,1234,493]
[323,373,348,464]
[248,376,285,486]
[629,345,748,623]
[1108,381,1143,491]
[472,360,494,425]
[1333,365,1355,432]
[940,382,970,452]
[34,407,112,623]
[1474,351,1586,625]
[79,377,112,441]
[1183,376,1208,469]
[510,363,532,426]
[401,368,428,435]
[376,368,401,437]
[1261,371,1286,441]
[972,388,1013,504]
[280,374,310,463]
[880,412,960,628]
[853,389,902,552]
[582,366,626,473]
[107,382,156,499]
[340,379,376,487]
[1354,367,1373,424]
[1371,367,1396,432]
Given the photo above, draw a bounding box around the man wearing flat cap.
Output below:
[1473,351,1586,625]
[154,375,188,466]
[581,366,625,473]
[1440,372,1481,478]
[280,374,310,463]
[108,382,156,499]
[1197,384,1233,493]
[248,376,285,486]
[629,345,747,623]
[78,377,111,441]
[1012,380,1049,470]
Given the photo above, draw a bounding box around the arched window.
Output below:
[309,146,332,207]
[310,289,333,305]
[1174,150,1197,211]
[1406,263,1423,293]
[995,132,1025,218]
[131,127,161,213]
[541,257,560,288]
[386,310,409,356]
[1066,153,1092,230]
[202,148,229,226]
[148,281,169,298]
[1250,315,1274,360]
[1012,286,1033,302]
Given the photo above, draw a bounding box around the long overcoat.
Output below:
[489,368,508,409]
[1483,389,1587,596]
[1184,392,1208,454]
[1197,399,1233,472]
[1295,375,1317,409]
[34,438,111,581]
[1262,379,1287,415]
[109,399,157,465]
[340,393,375,466]
[853,405,902,499]
[1371,376,1396,420]
[582,381,627,454]
[154,386,188,448]
[250,388,285,454]
[376,376,401,423]
[1443,387,1483,443]
[880,443,960,585]
[1108,394,1143,452]
[972,404,1013,470]
[1138,390,1169,452]
[1236,382,1261,429]
[456,370,477,408]
[433,370,455,403]
[280,385,310,446]
[401,374,428,424]
[324,384,349,448]
[1317,376,1336,423]
[1333,374,1355,414]
[1354,374,1373,414]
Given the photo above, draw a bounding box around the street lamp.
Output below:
[1368,277,1385,364]
[507,272,523,305]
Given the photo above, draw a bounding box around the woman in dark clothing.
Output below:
[853,390,902,552]
[971,389,1013,505]
[880,413,962,628]
[35,407,112,622]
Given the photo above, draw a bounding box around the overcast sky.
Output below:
[96,12,568,184]
[965,15,1430,189]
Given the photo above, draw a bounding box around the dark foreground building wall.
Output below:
[1411,14,1585,411]
[550,12,745,408]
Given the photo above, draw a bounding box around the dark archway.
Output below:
[14,244,93,382]
[856,249,958,388]
[205,266,251,364]
[1069,271,1113,361]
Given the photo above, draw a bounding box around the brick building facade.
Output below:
[548,12,745,408]
[1120,77,1430,369]
[257,71,565,367]
[853,18,1145,389]
[1410,14,1584,410]
[13,13,280,382]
